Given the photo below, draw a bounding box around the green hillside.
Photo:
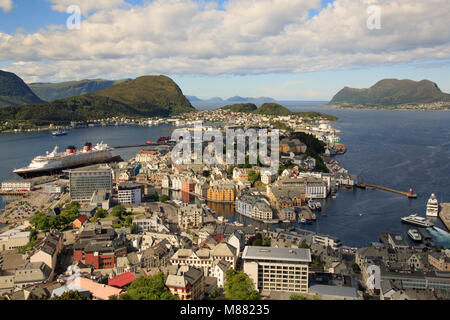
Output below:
[253,103,294,116]
[0,70,44,107]
[330,79,450,106]
[29,79,130,102]
[0,75,196,125]
[221,103,258,112]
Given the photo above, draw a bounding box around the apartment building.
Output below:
[68,165,113,202]
[118,183,143,204]
[242,246,311,293]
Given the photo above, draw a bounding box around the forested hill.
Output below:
[0,75,196,125]
[0,70,44,107]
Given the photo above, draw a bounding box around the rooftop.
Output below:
[242,246,311,263]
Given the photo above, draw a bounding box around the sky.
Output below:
[0,0,449,100]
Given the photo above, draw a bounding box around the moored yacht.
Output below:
[426,193,439,217]
[401,214,434,228]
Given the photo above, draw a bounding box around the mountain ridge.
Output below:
[330,79,450,106]
[0,70,44,107]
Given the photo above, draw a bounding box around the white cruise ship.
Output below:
[426,193,439,217]
[14,142,121,178]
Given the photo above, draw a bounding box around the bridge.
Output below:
[356,183,417,198]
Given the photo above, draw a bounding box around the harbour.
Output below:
[0,108,449,248]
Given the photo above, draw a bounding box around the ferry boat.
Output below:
[13,142,122,178]
[51,130,68,136]
[426,193,439,217]
[401,214,434,228]
[407,229,422,242]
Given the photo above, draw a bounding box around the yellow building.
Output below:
[207,184,240,202]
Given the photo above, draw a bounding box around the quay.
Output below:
[0,191,29,196]
[439,203,450,231]
[356,183,417,198]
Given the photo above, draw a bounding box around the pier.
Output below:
[356,183,417,198]
[0,191,29,196]
[439,203,450,231]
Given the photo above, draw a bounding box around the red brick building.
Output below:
[73,238,127,269]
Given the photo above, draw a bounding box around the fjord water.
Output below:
[0,107,449,247]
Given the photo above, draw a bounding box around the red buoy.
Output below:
[409,188,413,195]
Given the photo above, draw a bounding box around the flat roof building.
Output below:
[242,246,311,294]
[68,165,113,202]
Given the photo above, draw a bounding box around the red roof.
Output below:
[76,215,89,224]
[108,272,136,288]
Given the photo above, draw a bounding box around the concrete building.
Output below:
[118,183,143,204]
[1,180,34,191]
[0,226,30,252]
[178,204,204,230]
[242,246,311,294]
[68,165,113,202]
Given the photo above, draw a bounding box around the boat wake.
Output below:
[432,226,450,237]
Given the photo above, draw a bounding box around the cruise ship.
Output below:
[13,142,122,178]
[426,193,439,217]
[401,214,434,228]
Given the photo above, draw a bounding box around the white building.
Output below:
[1,180,34,191]
[118,183,142,204]
[242,246,311,293]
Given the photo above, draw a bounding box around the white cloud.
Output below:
[47,0,126,15]
[0,0,13,13]
[1,0,450,82]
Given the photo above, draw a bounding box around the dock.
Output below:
[439,203,450,231]
[0,191,29,196]
[356,183,417,198]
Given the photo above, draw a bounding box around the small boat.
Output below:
[299,218,307,224]
[360,213,363,217]
[315,202,322,211]
[311,214,317,221]
[322,213,328,217]
[51,130,68,136]
[308,200,316,210]
[407,229,422,242]
[426,193,439,217]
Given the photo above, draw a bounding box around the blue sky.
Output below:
[1,0,449,100]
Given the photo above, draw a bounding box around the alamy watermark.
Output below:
[367,5,381,30]
[170,122,280,171]
[66,5,81,30]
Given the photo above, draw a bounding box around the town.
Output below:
[0,109,449,301]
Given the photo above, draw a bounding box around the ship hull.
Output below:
[14,155,123,179]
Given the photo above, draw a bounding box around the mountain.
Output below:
[253,103,294,116]
[0,70,44,107]
[29,79,131,102]
[227,96,276,104]
[185,95,203,102]
[330,79,450,106]
[0,75,196,124]
[221,103,258,113]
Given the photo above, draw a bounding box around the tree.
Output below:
[224,270,260,300]
[299,242,310,249]
[290,295,307,300]
[352,263,361,273]
[111,205,127,218]
[95,208,108,219]
[51,290,88,300]
[227,165,235,177]
[261,237,271,247]
[119,272,179,300]
[159,194,170,203]
[248,170,261,184]
[150,191,159,202]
